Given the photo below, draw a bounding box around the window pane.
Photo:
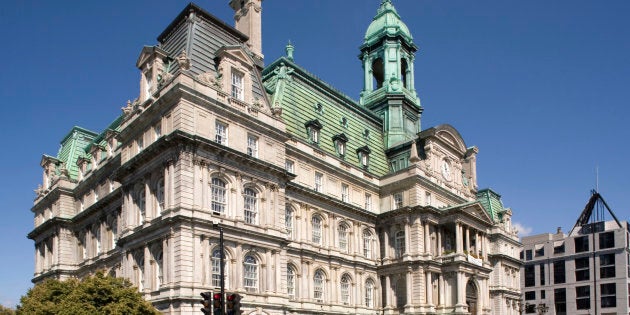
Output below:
[243,188,257,224]
[211,178,227,213]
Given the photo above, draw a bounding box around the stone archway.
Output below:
[466,280,478,315]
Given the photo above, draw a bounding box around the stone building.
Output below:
[29,1,521,314]
[520,192,630,315]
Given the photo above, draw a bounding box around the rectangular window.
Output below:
[137,136,144,152]
[540,263,546,285]
[601,283,616,308]
[525,304,536,314]
[540,290,545,299]
[525,249,533,261]
[554,288,566,314]
[576,285,590,310]
[425,192,432,206]
[524,265,535,287]
[394,193,403,209]
[247,134,258,157]
[554,241,565,254]
[154,122,162,139]
[575,236,589,253]
[553,260,566,284]
[231,71,244,100]
[215,121,228,145]
[524,291,535,300]
[575,257,590,281]
[600,253,616,278]
[365,194,372,211]
[535,245,544,257]
[599,231,615,249]
[314,172,323,193]
[285,160,294,173]
[341,184,349,202]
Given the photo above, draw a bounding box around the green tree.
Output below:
[0,304,16,315]
[17,272,159,315]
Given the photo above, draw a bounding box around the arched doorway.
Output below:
[466,280,478,315]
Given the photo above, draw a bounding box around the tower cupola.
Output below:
[359,0,422,149]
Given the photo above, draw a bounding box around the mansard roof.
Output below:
[263,57,389,176]
[477,188,507,223]
[55,126,98,180]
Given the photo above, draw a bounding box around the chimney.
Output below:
[229,0,263,60]
[556,227,562,234]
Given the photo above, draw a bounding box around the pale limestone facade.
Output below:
[29,1,521,314]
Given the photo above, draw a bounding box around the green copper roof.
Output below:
[476,188,505,223]
[364,0,413,47]
[263,57,389,176]
[57,126,98,180]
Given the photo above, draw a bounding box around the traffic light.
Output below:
[200,291,212,315]
[213,292,222,315]
[226,293,241,315]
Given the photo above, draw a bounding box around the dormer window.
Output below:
[305,120,322,145]
[357,146,371,169]
[315,103,323,114]
[332,134,348,158]
[231,70,244,101]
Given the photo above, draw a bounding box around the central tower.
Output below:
[360,0,422,149]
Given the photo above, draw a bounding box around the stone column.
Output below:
[437,226,442,256]
[457,272,465,306]
[438,273,444,306]
[404,221,410,256]
[424,221,430,254]
[406,268,412,307]
[425,269,433,306]
[464,226,470,253]
[385,274,391,307]
[455,222,462,253]
[383,228,390,259]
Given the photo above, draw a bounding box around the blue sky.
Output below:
[1,0,629,308]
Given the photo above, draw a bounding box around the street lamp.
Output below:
[536,303,549,315]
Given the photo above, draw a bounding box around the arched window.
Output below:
[243,255,258,291]
[365,279,375,308]
[243,188,257,224]
[135,252,145,291]
[152,245,163,290]
[313,269,325,302]
[156,177,165,215]
[93,224,101,256]
[287,265,296,299]
[211,249,228,288]
[338,224,348,252]
[340,274,351,305]
[312,216,322,245]
[401,58,409,88]
[395,230,405,258]
[285,207,294,239]
[135,184,146,224]
[363,230,372,259]
[211,178,227,213]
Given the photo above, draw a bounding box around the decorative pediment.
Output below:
[135,46,169,69]
[216,45,256,69]
[419,124,468,156]
[460,203,494,225]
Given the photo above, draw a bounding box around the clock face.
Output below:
[441,161,451,181]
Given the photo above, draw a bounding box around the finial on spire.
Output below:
[285,40,294,61]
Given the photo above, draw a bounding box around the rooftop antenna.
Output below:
[596,165,599,193]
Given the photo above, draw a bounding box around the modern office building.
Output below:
[29,1,522,314]
[520,192,630,315]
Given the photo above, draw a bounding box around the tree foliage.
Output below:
[17,272,159,315]
[0,305,16,315]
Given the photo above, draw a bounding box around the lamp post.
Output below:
[212,222,225,315]
[536,303,549,315]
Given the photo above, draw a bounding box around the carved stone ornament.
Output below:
[177,49,191,71]
[121,100,133,115]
